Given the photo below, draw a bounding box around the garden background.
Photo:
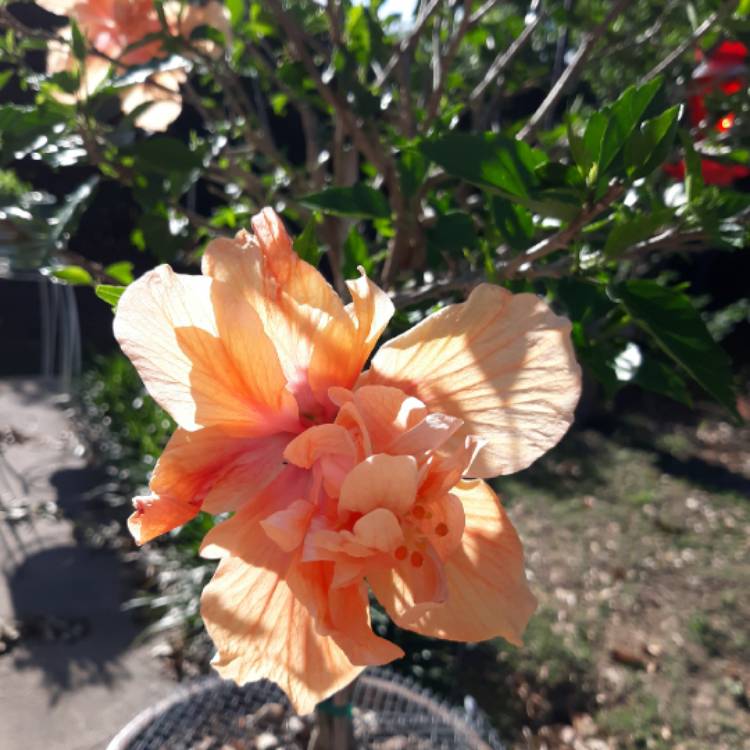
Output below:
[0,0,748,748]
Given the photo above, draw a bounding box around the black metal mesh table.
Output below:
[108,668,505,750]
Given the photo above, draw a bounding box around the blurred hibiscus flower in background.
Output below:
[37,0,229,131]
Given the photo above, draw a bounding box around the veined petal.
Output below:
[202,212,350,414]
[339,454,418,516]
[201,434,290,514]
[368,542,447,613]
[308,271,395,405]
[346,385,427,454]
[284,424,356,468]
[35,0,78,14]
[352,508,404,553]
[319,578,403,665]
[128,492,199,547]
[200,470,391,713]
[201,545,361,715]
[128,427,288,544]
[113,264,298,433]
[261,499,315,553]
[385,479,537,646]
[202,210,393,414]
[388,412,464,456]
[121,70,185,132]
[362,284,581,477]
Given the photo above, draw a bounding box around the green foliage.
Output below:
[95,284,126,308]
[49,265,94,285]
[614,280,739,416]
[293,216,322,265]
[1,0,745,416]
[302,184,390,219]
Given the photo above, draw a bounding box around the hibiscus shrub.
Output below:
[1,0,749,715]
[1,0,748,413]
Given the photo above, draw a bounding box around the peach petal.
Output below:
[339,454,418,516]
[201,471,395,712]
[322,580,404,665]
[330,559,366,589]
[352,508,404,553]
[333,401,373,458]
[284,424,356,468]
[201,548,361,715]
[202,215,349,414]
[203,211,393,414]
[348,385,427,453]
[128,427,288,544]
[363,284,581,477]
[261,499,315,553]
[113,265,298,433]
[388,479,537,646]
[418,435,484,502]
[368,542,447,612]
[308,271,394,405]
[128,492,198,546]
[121,70,185,132]
[422,492,465,560]
[388,412,464,455]
[201,434,290,515]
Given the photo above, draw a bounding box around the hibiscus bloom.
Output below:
[114,208,581,713]
[37,0,229,131]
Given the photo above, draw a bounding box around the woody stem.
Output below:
[309,681,358,750]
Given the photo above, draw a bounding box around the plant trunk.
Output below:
[308,682,357,750]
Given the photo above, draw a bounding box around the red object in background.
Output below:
[665,40,749,188]
[663,159,750,188]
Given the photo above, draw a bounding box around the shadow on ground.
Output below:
[4,465,137,705]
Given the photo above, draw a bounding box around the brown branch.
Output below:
[266,0,388,175]
[424,0,476,128]
[469,8,543,105]
[502,183,626,277]
[640,0,735,83]
[374,0,442,88]
[517,0,631,142]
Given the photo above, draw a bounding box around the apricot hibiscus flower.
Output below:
[114,208,581,713]
[37,0,229,131]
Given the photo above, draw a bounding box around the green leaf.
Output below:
[293,217,322,265]
[49,176,100,246]
[626,105,681,178]
[301,185,390,219]
[490,197,533,250]
[133,137,203,175]
[420,132,546,200]
[567,120,589,174]
[70,19,87,60]
[427,212,477,252]
[398,148,428,199]
[50,265,93,286]
[614,280,737,415]
[582,111,608,178]
[737,0,750,18]
[104,261,134,284]
[556,278,615,323]
[226,0,244,25]
[633,355,692,406]
[679,129,703,203]
[603,210,673,257]
[575,337,620,398]
[343,225,372,277]
[599,78,664,175]
[95,284,126,308]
